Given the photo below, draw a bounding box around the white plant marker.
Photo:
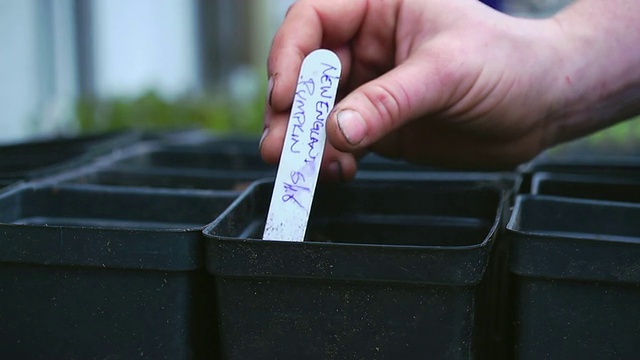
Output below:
[263,49,341,241]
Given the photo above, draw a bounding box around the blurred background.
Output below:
[1,0,638,154]
[1,0,295,142]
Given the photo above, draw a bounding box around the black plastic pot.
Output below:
[150,131,261,152]
[66,167,268,193]
[518,155,640,193]
[531,172,640,203]
[0,179,19,190]
[0,183,235,359]
[507,195,640,359]
[0,131,140,180]
[79,142,276,195]
[110,143,275,173]
[522,151,640,174]
[55,139,275,192]
[204,177,507,359]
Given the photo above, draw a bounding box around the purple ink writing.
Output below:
[289,78,315,154]
[320,62,340,99]
[276,51,340,211]
[264,49,342,241]
[299,77,315,95]
[290,170,306,185]
[306,101,330,160]
[281,181,310,209]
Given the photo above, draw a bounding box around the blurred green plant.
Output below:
[584,116,640,147]
[547,115,640,157]
[75,89,265,135]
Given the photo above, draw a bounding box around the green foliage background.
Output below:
[75,89,265,136]
[547,115,640,158]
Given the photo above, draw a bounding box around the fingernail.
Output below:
[326,161,344,182]
[258,127,269,152]
[266,76,274,107]
[337,109,367,146]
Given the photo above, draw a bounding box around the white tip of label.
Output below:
[262,49,342,241]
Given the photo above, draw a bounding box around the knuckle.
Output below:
[361,81,409,131]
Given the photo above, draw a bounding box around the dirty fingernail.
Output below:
[336,109,367,146]
[266,76,274,107]
[258,127,269,152]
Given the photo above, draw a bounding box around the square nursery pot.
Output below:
[0,183,236,359]
[531,172,640,203]
[204,176,508,359]
[0,179,20,191]
[507,195,640,359]
[109,141,275,174]
[64,167,264,193]
[87,141,275,190]
[0,131,140,180]
[518,155,640,193]
[148,131,261,152]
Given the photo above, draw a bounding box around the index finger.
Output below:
[267,0,367,112]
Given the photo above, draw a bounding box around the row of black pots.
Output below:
[1,131,639,359]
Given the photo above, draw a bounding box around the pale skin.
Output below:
[260,0,640,181]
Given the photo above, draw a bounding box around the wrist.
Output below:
[547,0,640,145]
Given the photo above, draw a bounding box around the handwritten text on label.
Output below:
[263,49,341,241]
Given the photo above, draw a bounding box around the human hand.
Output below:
[259,0,639,180]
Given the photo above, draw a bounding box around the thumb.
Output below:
[326,59,449,152]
